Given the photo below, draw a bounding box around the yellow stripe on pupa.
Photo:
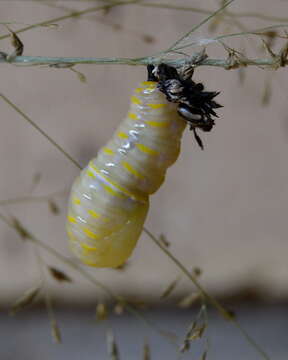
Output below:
[141,81,157,88]
[102,147,115,155]
[81,243,98,251]
[87,170,96,178]
[122,161,144,179]
[68,215,77,224]
[102,184,125,198]
[117,132,129,139]
[88,161,147,203]
[145,120,170,128]
[82,227,100,240]
[88,209,101,218]
[128,112,138,120]
[136,143,158,156]
[131,96,142,105]
[72,197,81,205]
[147,103,167,109]
[135,87,144,93]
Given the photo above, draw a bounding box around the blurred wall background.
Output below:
[0,0,288,305]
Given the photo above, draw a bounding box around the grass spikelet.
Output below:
[96,302,108,321]
[10,285,41,315]
[261,79,272,105]
[106,331,120,360]
[160,275,182,299]
[177,293,201,309]
[143,341,151,360]
[114,302,125,316]
[158,233,170,247]
[180,306,207,353]
[4,25,24,60]
[11,217,32,240]
[48,266,72,283]
[48,200,60,215]
[69,67,87,83]
[50,319,62,344]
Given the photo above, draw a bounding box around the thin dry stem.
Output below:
[0,1,139,41]
[0,93,82,169]
[34,246,62,344]
[142,228,270,360]
[138,2,288,23]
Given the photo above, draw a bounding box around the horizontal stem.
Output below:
[0,54,286,69]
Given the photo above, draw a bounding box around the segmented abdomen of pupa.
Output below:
[66,81,186,267]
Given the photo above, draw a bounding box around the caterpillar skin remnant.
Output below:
[66,64,221,267]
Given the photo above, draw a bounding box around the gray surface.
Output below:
[1,305,287,360]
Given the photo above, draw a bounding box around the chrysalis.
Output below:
[66,64,221,267]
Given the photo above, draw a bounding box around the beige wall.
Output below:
[0,1,288,303]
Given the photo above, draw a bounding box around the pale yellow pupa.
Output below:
[66,80,186,267]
